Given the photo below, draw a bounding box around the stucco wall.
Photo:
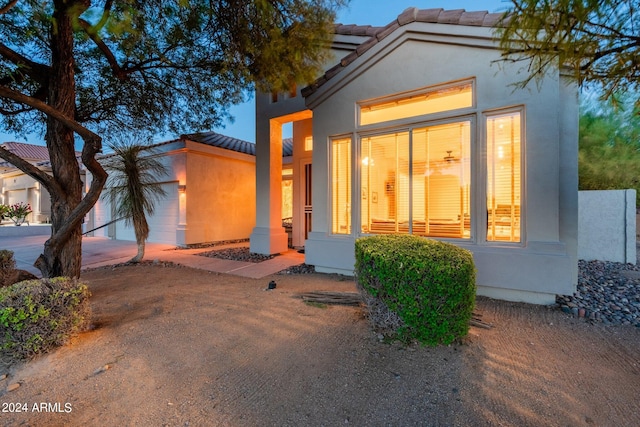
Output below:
[90,140,255,246]
[183,143,256,244]
[301,21,578,304]
[578,190,636,264]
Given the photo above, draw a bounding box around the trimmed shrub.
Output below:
[355,234,476,346]
[0,277,91,362]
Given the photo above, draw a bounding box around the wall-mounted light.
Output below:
[178,184,187,193]
[304,136,313,152]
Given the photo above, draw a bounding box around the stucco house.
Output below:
[0,141,76,224]
[88,132,274,246]
[249,7,579,304]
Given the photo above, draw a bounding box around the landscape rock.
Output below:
[556,259,640,327]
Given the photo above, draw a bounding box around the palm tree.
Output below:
[101,140,169,263]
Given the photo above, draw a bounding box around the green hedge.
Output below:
[355,234,476,346]
[0,277,91,362]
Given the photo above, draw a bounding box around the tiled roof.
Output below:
[282,138,293,157]
[182,132,294,157]
[0,141,50,162]
[302,7,508,97]
[182,132,255,155]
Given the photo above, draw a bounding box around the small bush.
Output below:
[0,277,91,362]
[355,234,476,346]
[0,250,16,287]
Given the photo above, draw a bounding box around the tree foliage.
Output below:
[498,0,639,108]
[1,0,345,137]
[101,141,168,263]
[578,94,640,201]
[0,0,346,277]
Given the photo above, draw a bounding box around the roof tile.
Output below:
[438,9,465,24]
[324,62,344,80]
[0,142,50,161]
[182,132,255,155]
[335,24,357,35]
[306,8,509,99]
[415,8,444,23]
[181,132,293,157]
[341,50,359,67]
[484,12,510,27]
[397,7,418,26]
[356,36,378,56]
[459,11,489,26]
[376,21,400,42]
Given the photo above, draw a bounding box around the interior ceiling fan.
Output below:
[443,150,456,163]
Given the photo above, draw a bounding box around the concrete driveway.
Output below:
[0,235,175,277]
[0,235,305,279]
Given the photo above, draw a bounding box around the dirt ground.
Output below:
[1,263,640,427]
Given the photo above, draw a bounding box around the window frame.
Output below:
[482,106,526,246]
[327,78,528,244]
[356,115,476,241]
[357,78,476,129]
[329,134,355,236]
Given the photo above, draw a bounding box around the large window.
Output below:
[359,81,473,126]
[361,121,471,238]
[329,78,524,242]
[487,112,521,242]
[331,137,352,234]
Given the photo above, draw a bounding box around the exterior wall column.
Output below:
[250,119,288,254]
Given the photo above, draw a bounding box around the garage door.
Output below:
[7,189,27,206]
[115,182,179,245]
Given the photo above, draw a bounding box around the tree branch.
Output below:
[89,0,114,34]
[0,105,33,115]
[0,85,101,150]
[0,0,17,15]
[0,146,59,192]
[580,40,640,71]
[38,139,108,268]
[77,18,127,80]
[0,42,51,85]
[0,85,108,273]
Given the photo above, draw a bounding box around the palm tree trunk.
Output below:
[131,239,145,263]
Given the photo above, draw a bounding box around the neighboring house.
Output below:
[249,7,579,304]
[0,142,65,224]
[88,132,293,246]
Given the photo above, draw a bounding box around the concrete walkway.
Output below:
[0,235,305,279]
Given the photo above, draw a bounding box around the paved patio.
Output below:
[0,235,305,279]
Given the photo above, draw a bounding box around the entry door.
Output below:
[304,162,312,240]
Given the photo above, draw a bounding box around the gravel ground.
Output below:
[197,247,276,263]
[557,259,640,326]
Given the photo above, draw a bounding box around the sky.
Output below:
[0,0,509,146]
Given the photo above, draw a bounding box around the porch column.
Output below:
[250,119,288,254]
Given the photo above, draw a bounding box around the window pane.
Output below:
[360,83,472,126]
[413,122,471,238]
[487,112,521,242]
[331,137,352,234]
[281,179,293,220]
[361,132,410,234]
